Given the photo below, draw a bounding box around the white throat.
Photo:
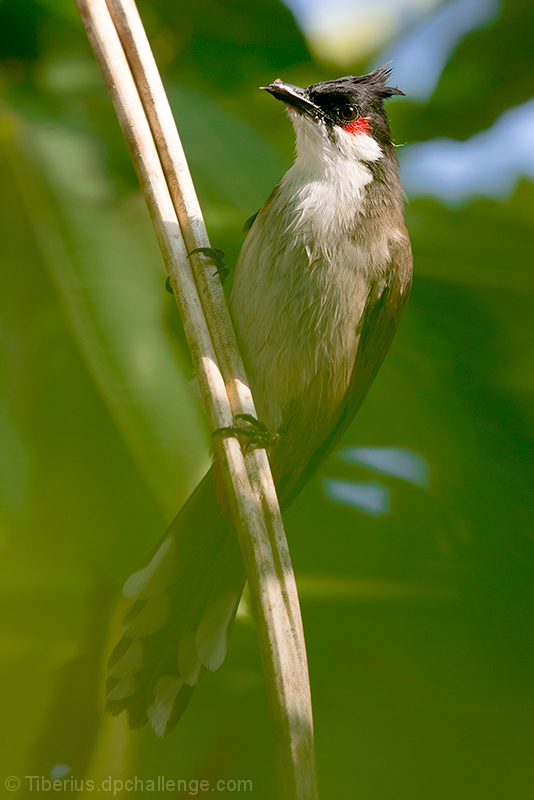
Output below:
[279,110,384,245]
[290,108,383,168]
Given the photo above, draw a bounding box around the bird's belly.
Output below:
[229,245,371,438]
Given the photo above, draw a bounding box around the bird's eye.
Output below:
[340,106,358,121]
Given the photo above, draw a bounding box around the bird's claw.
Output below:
[187,247,229,283]
[212,413,280,452]
[165,248,229,294]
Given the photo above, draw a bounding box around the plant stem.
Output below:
[75,1,318,795]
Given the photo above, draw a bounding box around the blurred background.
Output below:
[1,0,533,797]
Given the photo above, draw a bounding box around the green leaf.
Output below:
[1,111,209,517]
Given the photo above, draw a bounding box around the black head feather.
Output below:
[306,65,403,108]
[304,66,404,146]
[349,64,405,98]
[262,66,404,148]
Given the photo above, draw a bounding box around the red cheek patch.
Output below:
[341,117,371,136]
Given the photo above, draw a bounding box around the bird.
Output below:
[105,65,413,736]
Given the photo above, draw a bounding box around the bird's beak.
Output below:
[261,79,321,117]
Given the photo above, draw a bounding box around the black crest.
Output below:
[350,64,405,99]
[307,65,404,106]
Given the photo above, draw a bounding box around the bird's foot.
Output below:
[188,247,229,283]
[213,413,280,452]
[165,248,228,295]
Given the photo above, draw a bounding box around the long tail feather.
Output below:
[106,467,245,736]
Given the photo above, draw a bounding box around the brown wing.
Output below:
[242,211,259,232]
[277,236,413,509]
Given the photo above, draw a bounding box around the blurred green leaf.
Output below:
[167,83,287,216]
[1,110,208,517]
[391,0,534,142]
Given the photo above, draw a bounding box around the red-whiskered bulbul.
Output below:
[106,66,413,736]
